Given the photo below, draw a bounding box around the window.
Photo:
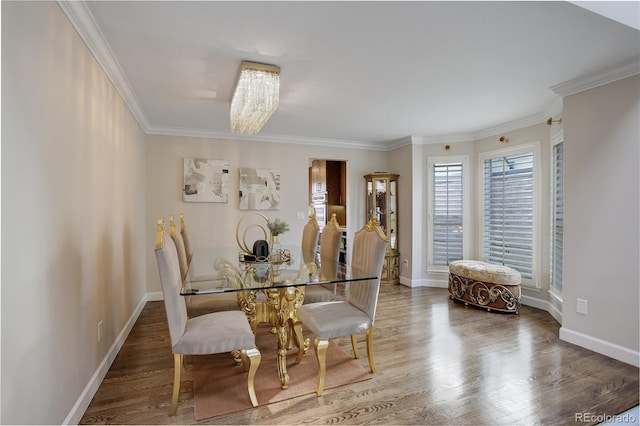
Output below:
[480,144,539,284]
[427,156,468,272]
[551,139,564,296]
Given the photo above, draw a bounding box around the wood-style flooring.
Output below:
[80,285,639,425]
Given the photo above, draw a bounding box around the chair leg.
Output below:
[239,349,249,372]
[314,338,329,396]
[245,347,261,407]
[169,353,183,415]
[350,334,360,359]
[365,327,376,373]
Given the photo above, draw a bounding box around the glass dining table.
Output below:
[180,245,377,390]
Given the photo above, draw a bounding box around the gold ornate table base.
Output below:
[237,286,310,389]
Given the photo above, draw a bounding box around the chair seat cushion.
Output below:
[449,260,521,285]
[173,310,255,354]
[297,301,371,339]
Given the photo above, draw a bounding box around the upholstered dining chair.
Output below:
[155,218,261,414]
[169,215,189,280]
[282,214,320,351]
[174,213,240,317]
[304,214,342,304]
[301,214,320,270]
[296,217,387,396]
[179,213,193,263]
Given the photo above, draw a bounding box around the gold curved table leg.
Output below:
[237,285,308,390]
[273,286,308,389]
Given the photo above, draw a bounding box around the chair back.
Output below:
[155,219,188,347]
[179,213,193,262]
[301,215,320,266]
[319,214,342,281]
[347,218,388,323]
[169,215,189,279]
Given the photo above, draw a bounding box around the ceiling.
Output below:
[66,1,639,149]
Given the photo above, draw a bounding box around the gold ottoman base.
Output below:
[448,261,521,314]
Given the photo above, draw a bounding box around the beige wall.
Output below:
[1,2,147,423]
[561,75,639,362]
[145,134,388,293]
[387,141,415,283]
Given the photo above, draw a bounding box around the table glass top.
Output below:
[180,246,376,295]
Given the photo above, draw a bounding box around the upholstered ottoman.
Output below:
[448,260,521,314]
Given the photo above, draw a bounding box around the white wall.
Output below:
[145,135,388,293]
[1,2,147,423]
[560,75,640,366]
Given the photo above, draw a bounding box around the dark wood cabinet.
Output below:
[311,160,327,194]
[311,160,346,227]
[325,161,343,205]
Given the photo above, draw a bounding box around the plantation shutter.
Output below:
[552,142,564,292]
[433,163,463,265]
[483,152,534,278]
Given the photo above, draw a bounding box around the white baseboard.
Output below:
[559,327,640,368]
[146,291,163,301]
[63,293,151,425]
[399,276,447,288]
[520,295,563,323]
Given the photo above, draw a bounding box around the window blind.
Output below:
[483,152,534,279]
[433,163,463,265]
[551,142,564,293]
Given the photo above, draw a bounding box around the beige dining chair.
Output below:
[282,214,320,351]
[154,218,261,414]
[304,214,342,303]
[301,214,320,270]
[175,213,240,317]
[169,215,189,280]
[296,217,387,396]
[179,213,193,263]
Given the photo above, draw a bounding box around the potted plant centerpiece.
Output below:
[267,218,289,253]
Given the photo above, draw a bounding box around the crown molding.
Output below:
[57,1,151,131]
[550,57,640,97]
[385,136,416,150]
[420,133,476,145]
[145,124,388,151]
[473,113,546,140]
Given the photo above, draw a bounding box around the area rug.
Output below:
[193,324,372,420]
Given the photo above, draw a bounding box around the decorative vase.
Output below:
[270,235,281,254]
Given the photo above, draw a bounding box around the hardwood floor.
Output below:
[80,285,639,425]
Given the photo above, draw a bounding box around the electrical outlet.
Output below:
[576,299,588,315]
[296,211,306,220]
[98,321,104,342]
[402,259,409,267]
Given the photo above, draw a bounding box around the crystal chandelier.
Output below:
[230,61,280,135]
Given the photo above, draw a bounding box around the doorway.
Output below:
[309,160,347,228]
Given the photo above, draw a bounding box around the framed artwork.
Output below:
[183,158,229,203]
[239,168,280,210]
